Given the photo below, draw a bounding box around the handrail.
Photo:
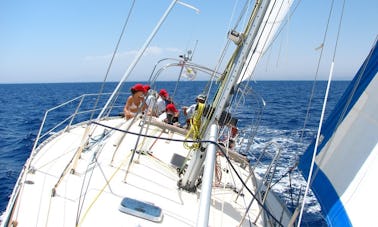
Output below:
[31,94,88,155]
[67,95,86,130]
[30,92,126,156]
[238,141,284,226]
[4,92,124,227]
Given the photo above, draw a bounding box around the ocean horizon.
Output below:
[0,78,352,85]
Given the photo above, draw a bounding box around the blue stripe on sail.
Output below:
[299,38,378,226]
[311,166,352,226]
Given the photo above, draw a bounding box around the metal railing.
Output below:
[31,92,127,155]
[237,141,285,226]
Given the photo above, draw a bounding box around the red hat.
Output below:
[131,83,146,93]
[159,89,169,98]
[143,84,151,92]
[166,103,178,113]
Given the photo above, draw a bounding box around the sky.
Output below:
[0,0,377,83]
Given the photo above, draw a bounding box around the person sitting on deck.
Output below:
[143,84,151,94]
[123,83,147,120]
[145,86,158,116]
[155,89,169,116]
[182,94,206,129]
[163,103,180,126]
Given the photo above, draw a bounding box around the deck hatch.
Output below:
[170,153,186,168]
[119,197,163,222]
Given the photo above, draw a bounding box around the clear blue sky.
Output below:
[0,0,377,83]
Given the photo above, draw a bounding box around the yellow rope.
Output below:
[77,152,132,227]
[145,152,177,176]
[183,102,205,150]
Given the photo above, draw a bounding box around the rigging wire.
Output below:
[202,0,261,134]
[74,1,136,222]
[299,0,336,145]
[199,0,248,133]
[307,0,349,185]
[238,0,287,83]
[297,0,346,225]
[202,0,240,95]
[239,0,303,197]
[256,0,302,63]
[238,0,300,86]
[89,0,136,121]
[327,25,378,138]
[232,0,298,189]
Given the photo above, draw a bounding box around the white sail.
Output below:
[238,0,293,84]
[299,39,378,226]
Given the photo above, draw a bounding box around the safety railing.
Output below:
[237,141,286,226]
[31,92,127,155]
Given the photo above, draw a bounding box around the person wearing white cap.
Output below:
[182,94,206,128]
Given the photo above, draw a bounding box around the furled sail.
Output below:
[237,0,293,84]
[299,39,378,226]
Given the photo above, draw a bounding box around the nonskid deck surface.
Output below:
[7,117,288,226]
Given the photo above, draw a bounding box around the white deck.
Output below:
[4,117,291,227]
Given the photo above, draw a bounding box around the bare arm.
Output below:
[124,96,134,120]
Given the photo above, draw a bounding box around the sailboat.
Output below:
[1,0,376,226]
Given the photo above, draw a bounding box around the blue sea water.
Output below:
[0,80,349,226]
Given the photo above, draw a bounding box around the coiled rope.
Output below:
[183,102,205,150]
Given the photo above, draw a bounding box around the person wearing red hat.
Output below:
[156,89,169,116]
[166,103,178,113]
[123,84,147,120]
[143,84,151,94]
[164,103,180,126]
[159,89,168,99]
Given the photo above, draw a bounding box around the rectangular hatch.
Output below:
[119,197,163,222]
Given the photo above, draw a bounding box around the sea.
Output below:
[0,80,349,226]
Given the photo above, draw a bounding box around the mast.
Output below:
[180,0,293,191]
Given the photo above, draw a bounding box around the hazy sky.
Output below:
[0,0,377,83]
